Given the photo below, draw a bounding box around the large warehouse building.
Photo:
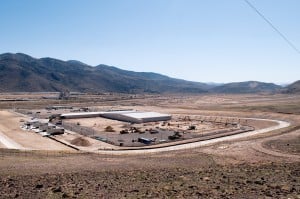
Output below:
[59,110,171,123]
[60,112,105,119]
[101,111,171,123]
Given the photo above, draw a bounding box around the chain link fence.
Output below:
[61,121,98,137]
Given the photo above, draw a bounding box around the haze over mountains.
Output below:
[0,53,298,94]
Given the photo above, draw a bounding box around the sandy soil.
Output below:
[55,131,116,151]
[0,140,5,148]
[0,111,72,151]
[0,130,24,149]
[64,117,128,133]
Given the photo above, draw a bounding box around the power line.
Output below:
[244,0,300,54]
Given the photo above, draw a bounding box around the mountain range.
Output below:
[0,53,298,94]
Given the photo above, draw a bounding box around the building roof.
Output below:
[121,112,171,119]
[60,110,135,117]
[60,111,105,117]
[59,110,171,123]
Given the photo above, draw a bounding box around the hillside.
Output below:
[284,80,300,94]
[0,53,287,94]
[211,81,282,94]
[0,53,210,93]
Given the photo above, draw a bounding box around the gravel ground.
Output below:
[0,162,299,199]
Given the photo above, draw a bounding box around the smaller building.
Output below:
[39,123,56,132]
[48,128,64,135]
[46,106,73,110]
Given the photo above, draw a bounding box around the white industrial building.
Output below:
[59,110,171,123]
[60,112,105,119]
[101,111,172,123]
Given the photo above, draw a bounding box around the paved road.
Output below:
[95,118,290,155]
[0,130,25,149]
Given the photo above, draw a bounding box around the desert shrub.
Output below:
[105,126,115,132]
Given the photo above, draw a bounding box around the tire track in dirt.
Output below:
[252,130,300,160]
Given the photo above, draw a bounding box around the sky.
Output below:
[0,0,299,84]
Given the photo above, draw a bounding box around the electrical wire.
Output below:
[244,0,300,54]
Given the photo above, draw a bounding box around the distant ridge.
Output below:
[211,81,282,94]
[283,80,300,94]
[0,53,209,93]
[0,53,292,94]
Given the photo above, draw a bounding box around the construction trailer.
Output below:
[47,128,64,135]
[24,120,39,127]
[31,122,47,129]
[39,124,55,132]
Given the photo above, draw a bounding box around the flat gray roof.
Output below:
[60,112,105,117]
[59,110,171,122]
[121,112,171,119]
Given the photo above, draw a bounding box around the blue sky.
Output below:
[0,0,299,84]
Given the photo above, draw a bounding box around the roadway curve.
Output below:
[96,118,290,155]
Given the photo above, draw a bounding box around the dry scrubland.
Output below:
[0,93,299,198]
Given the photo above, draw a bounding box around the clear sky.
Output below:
[0,0,299,84]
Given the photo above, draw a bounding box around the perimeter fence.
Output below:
[61,121,98,137]
[0,149,80,159]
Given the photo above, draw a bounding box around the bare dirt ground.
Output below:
[0,145,299,198]
[262,129,300,156]
[0,111,72,151]
[0,93,299,198]
[0,140,5,148]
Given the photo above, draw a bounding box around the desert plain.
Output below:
[0,93,299,198]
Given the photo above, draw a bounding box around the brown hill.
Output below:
[211,81,282,94]
[0,53,210,93]
[283,80,300,94]
[0,53,287,94]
